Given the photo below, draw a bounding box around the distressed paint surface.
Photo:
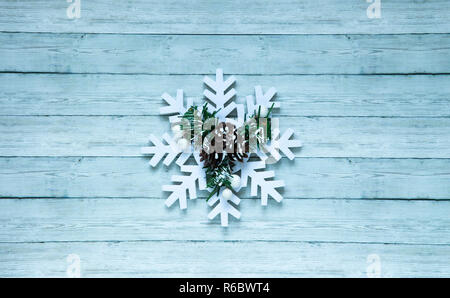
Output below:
[0,0,449,34]
[1,157,449,199]
[2,116,450,157]
[1,74,449,117]
[0,33,449,74]
[0,0,449,277]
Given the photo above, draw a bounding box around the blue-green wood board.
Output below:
[0,1,449,277]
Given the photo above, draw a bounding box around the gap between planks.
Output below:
[0,197,450,201]
[2,32,450,36]
[2,240,449,246]
[2,71,450,76]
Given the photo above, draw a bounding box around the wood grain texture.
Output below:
[0,241,448,277]
[1,73,449,117]
[1,0,449,278]
[1,157,449,199]
[1,33,449,74]
[1,116,450,158]
[0,0,449,34]
[0,198,449,244]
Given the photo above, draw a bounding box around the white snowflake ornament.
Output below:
[142,69,302,227]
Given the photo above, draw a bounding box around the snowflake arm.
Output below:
[207,189,241,227]
[203,69,236,109]
[275,128,302,160]
[215,102,245,127]
[203,69,244,125]
[163,164,206,210]
[160,89,193,123]
[141,133,181,167]
[251,170,285,206]
[175,152,192,167]
[246,85,279,115]
[259,128,302,163]
[240,161,284,206]
[256,86,279,108]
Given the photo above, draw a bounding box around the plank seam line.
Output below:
[1,156,450,160]
[1,197,449,201]
[1,71,450,76]
[1,115,450,119]
[1,31,450,37]
[0,240,448,246]
[1,72,449,77]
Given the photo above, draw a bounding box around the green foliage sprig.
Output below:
[205,155,234,201]
[179,103,275,201]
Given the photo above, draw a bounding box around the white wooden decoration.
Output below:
[142,69,302,226]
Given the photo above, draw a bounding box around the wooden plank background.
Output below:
[1,0,449,34]
[0,0,449,277]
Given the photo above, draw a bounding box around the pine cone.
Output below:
[200,122,248,169]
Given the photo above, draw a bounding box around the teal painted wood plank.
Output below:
[0,198,448,244]
[1,116,450,158]
[0,0,448,279]
[1,33,449,74]
[1,157,449,199]
[0,241,448,277]
[0,0,449,34]
[1,74,449,117]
